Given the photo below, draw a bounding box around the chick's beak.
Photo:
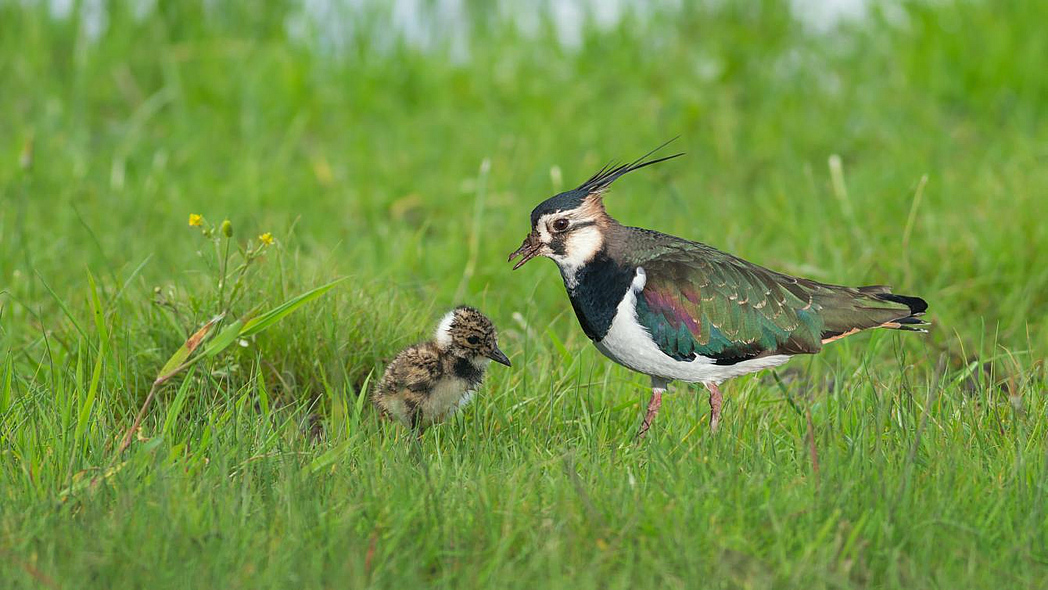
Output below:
[508,232,542,270]
[486,346,512,367]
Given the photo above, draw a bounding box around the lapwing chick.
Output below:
[509,144,928,438]
[372,306,511,432]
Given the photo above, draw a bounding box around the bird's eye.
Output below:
[466,335,481,345]
[552,218,570,232]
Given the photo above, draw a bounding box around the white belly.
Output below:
[421,376,475,423]
[594,267,792,384]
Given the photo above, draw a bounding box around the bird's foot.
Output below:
[634,388,664,441]
[706,382,723,433]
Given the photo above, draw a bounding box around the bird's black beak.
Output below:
[508,232,542,270]
[486,346,512,367]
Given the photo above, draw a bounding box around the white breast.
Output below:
[421,376,476,423]
[594,267,791,385]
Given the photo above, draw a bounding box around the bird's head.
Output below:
[434,306,511,367]
[508,142,683,274]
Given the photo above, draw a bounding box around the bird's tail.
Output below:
[867,289,930,333]
[817,286,930,345]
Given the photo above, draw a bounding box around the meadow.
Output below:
[1,1,1046,587]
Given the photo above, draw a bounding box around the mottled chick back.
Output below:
[372,306,509,430]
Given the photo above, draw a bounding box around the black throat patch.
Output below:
[565,249,635,341]
[452,357,484,387]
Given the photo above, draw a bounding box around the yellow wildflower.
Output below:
[258,232,274,246]
[188,214,203,227]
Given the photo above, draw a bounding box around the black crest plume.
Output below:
[575,138,684,195]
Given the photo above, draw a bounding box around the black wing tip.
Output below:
[875,293,929,316]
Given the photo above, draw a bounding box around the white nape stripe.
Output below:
[594,266,791,385]
[434,310,456,348]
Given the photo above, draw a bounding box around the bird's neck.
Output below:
[563,247,635,342]
[552,217,628,288]
[449,354,486,386]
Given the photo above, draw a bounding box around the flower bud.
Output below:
[221,219,233,238]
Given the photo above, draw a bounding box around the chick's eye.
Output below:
[466,336,481,345]
[552,218,570,232]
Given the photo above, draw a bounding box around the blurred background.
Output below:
[2,0,1046,375]
[2,3,1047,587]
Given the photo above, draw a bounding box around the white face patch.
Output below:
[535,212,605,288]
[555,224,603,287]
[434,310,456,348]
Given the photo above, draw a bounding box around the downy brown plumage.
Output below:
[372,306,511,432]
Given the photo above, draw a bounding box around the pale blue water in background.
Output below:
[32,0,886,57]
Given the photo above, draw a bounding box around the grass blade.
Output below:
[87,271,108,346]
[76,339,105,443]
[354,370,373,422]
[35,271,90,345]
[202,319,243,358]
[307,439,352,475]
[256,362,270,416]
[239,277,347,337]
[157,315,223,381]
[1,354,12,415]
[162,366,197,437]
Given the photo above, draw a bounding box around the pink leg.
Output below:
[635,388,664,440]
[706,382,723,432]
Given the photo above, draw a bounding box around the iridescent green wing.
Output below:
[629,239,918,363]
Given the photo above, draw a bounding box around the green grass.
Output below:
[2,1,1047,587]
